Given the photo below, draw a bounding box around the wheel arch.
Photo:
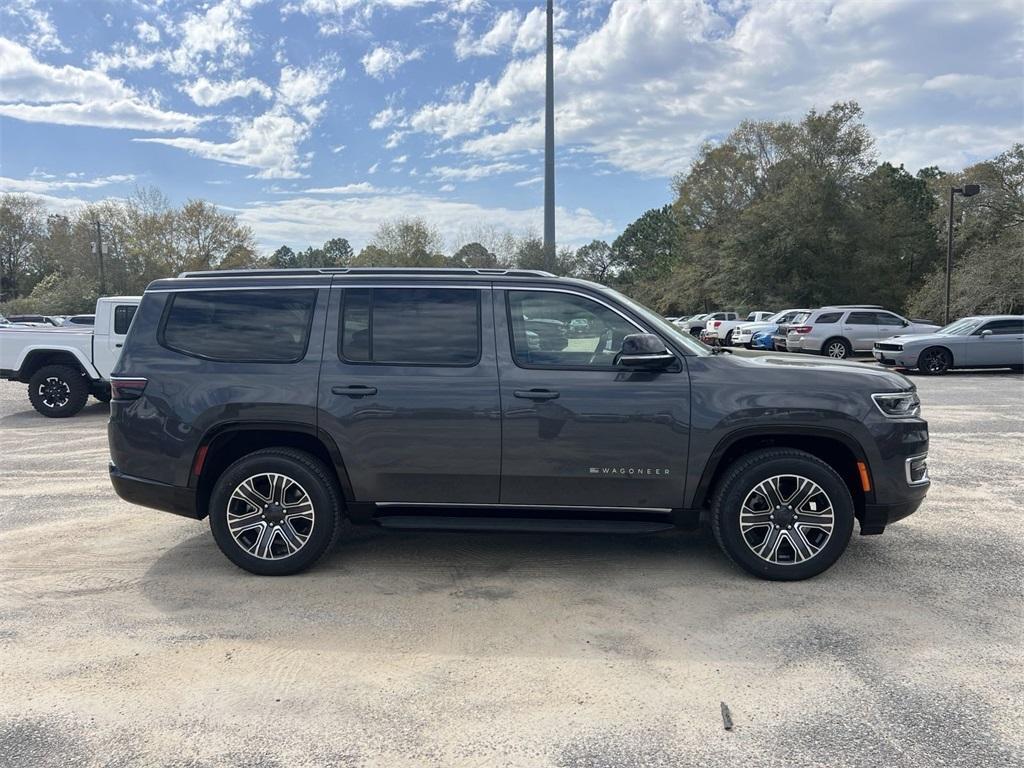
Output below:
[190,422,355,520]
[693,427,872,519]
[17,348,95,382]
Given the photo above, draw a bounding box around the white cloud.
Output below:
[0,173,136,194]
[361,43,423,80]
[304,182,382,194]
[454,6,549,60]
[135,21,161,43]
[168,0,264,74]
[0,38,202,132]
[392,154,408,164]
[1,0,65,52]
[369,104,406,130]
[430,161,526,181]
[137,60,340,177]
[235,191,614,251]
[408,0,1024,176]
[183,76,273,106]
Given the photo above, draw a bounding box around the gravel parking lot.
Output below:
[1,370,1022,767]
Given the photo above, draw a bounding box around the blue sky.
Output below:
[1,0,1021,253]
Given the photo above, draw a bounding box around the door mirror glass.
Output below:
[616,333,675,369]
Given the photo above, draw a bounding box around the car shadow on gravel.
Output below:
[0,400,110,427]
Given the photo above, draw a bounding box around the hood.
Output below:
[878,332,949,345]
[725,349,914,390]
[737,321,776,333]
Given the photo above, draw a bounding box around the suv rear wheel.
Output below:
[711,448,855,580]
[27,364,89,418]
[822,338,851,359]
[209,448,342,576]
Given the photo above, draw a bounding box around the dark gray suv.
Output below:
[108,268,930,580]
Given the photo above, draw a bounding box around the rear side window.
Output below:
[816,312,843,324]
[114,305,137,335]
[161,289,317,363]
[846,311,875,325]
[340,288,480,366]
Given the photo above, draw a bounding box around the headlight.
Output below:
[872,392,921,418]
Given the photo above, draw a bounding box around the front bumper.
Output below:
[109,465,201,519]
[859,487,928,534]
[872,348,917,368]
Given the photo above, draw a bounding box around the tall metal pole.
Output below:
[944,187,954,326]
[95,219,106,296]
[543,0,555,266]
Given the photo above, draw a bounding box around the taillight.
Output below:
[790,325,812,334]
[713,321,722,329]
[110,377,147,401]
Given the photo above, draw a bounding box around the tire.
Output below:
[27,364,89,418]
[821,337,851,359]
[710,448,855,581]
[918,346,952,375]
[208,448,343,576]
[724,330,735,346]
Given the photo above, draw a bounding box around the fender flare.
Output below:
[690,424,874,508]
[16,344,101,380]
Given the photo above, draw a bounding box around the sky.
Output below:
[0,0,1021,253]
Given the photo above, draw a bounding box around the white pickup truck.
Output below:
[0,296,140,417]
[707,311,775,345]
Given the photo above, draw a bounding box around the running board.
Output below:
[374,516,675,534]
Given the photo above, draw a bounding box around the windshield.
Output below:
[601,287,712,356]
[937,318,979,336]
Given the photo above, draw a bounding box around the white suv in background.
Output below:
[709,311,775,345]
[787,308,941,359]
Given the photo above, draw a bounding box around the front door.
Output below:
[318,283,501,504]
[495,287,690,510]
[964,318,1024,366]
[875,311,907,348]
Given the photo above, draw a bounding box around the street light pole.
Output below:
[944,183,980,325]
[543,0,555,266]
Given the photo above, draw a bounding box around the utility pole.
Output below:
[944,183,980,325]
[94,220,106,295]
[543,0,555,267]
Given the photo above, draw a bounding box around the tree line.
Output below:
[2,101,1020,319]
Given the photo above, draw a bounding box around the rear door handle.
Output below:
[514,389,559,400]
[115,343,123,348]
[332,385,377,397]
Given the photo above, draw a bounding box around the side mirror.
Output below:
[616,333,676,370]
[980,329,993,338]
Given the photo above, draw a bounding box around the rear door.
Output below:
[318,281,501,504]
[495,286,689,510]
[843,311,878,351]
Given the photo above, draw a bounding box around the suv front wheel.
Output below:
[209,448,342,576]
[711,448,855,580]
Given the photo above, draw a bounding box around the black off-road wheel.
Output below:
[711,448,855,581]
[918,346,952,375]
[27,365,90,418]
[209,448,343,576]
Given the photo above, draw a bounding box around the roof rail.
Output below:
[178,267,556,278]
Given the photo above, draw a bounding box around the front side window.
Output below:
[340,287,480,366]
[161,289,317,363]
[508,290,641,369]
[846,311,875,325]
[978,319,1024,335]
[114,305,137,335]
[876,312,905,326]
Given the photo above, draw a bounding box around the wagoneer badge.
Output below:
[589,467,671,476]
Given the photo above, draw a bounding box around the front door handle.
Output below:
[115,343,123,348]
[514,389,559,400]
[332,385,377,397]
